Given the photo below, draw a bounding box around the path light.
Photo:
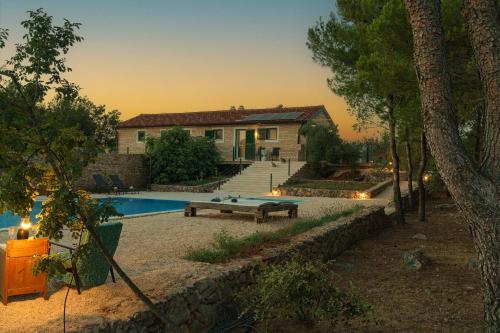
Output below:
[354,191,370,200]
[271,187,281,196]
[423,174,431,183]
[17,216,32,239]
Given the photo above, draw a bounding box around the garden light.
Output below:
[354,191,370,200]
[423,174,431,183]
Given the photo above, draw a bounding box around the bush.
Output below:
[237,258,371,330]
[145,127,222,184]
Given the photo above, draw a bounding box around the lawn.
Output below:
[285,181,377,191]
[184,205,363,263]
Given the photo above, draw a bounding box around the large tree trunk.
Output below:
[405,127,414,211]
[404,0,500,331]
[417,131,427,222]
[474,105,484,164]
[387,95,405,224]
[463,0,500,184]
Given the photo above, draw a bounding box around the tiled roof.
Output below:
[117,105,327,128]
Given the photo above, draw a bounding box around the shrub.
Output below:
[237,258,371,330]
[145,127,222,184]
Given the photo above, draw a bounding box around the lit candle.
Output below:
[17,217,32,240]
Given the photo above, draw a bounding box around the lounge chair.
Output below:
[49,222,123,294]
[110,175,138,195]
[270,147,280,161]
[92,174,112,193]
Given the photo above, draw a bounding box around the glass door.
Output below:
[235,129,246,160]
[245,130,256,160]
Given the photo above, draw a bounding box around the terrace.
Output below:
[0,189,397,332]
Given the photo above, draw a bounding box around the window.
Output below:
[205,129,224,141]
[137,130,146,143]
[257,128,278,141]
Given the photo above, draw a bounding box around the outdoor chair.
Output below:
[270,147,280,161]
[92,174,112,193]
[110,175,138,195]
[49,221,123,294]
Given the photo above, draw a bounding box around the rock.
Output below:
[167,296,191,326]
[464,286,475,291]
[402,249,431,269]
[412,233,428,240]
[434,203,456,211]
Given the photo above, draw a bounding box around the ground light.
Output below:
[354,191,370,200]
[271,187,281,196]
[423,174,431,183]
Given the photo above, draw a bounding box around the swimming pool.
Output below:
[0,197,187,229]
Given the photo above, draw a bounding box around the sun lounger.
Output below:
[184,198,298,223]
[109,175,139,195]
[92,174,112,193]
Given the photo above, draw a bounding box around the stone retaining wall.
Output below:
[278,186,358,198]
[151,179,228,193]
[77,206,390,333]
[74,154,147,191]
[278,178,393,199]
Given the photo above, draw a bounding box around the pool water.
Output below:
[0,197,187,229]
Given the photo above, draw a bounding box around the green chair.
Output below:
[50,221,123,293]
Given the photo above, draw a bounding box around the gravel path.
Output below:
[0,191,391,332]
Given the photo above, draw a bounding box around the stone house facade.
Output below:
[117,105,333,161]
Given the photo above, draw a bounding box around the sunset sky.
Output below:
[0,0,375,140]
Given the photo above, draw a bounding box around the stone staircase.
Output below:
[218,161,306,195]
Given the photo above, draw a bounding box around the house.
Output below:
[116,105,333,161]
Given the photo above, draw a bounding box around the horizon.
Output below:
[0,0,379,140]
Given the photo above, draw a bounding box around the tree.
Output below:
[404,0,500,330]
[301,123,361,165]
[307,0,419,224]
[0,9,170,327]
[146,127,221,184]
[49,96,121,152]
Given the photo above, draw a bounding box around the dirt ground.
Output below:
[270,198,484,333]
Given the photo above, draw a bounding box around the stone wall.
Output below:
[278,186,358,198]
[278,179,393,199]
[74,154,147,190]
[76,206,390,333]
[151,179,228,193]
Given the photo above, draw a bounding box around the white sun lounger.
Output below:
[184,199,298,223]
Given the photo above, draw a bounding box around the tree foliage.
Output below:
[301,123,361,165]
[146,127,222,184]
[0,9,169,325]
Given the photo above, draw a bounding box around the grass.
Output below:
[285,181,377,191]
[184,205,363,263]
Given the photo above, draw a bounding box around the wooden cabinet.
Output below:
[0,238,49,305]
